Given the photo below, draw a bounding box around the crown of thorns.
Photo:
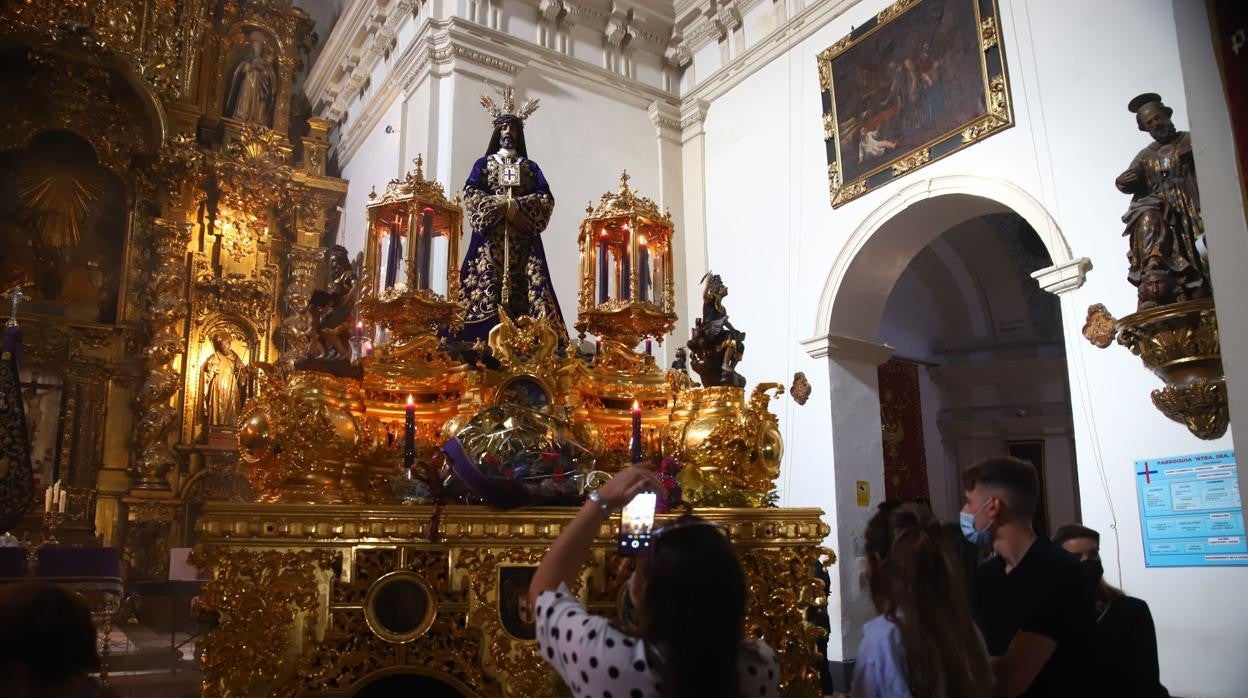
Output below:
[479,86,540,125]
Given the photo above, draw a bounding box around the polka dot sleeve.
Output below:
[535,583,781,698]
[536,583,656,697]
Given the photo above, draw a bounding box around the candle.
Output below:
[638,235,650,302]
[354,321,363,357]
[404,395,416,469]
[597,233,609,304]
[44,485,53,513]
[58,492,67,513]
[621,239,631,301]
[384,217,403,289]
[419,207,435,290]
[630,400,642,462]
[595,339,602,355]
[645,339,652,355]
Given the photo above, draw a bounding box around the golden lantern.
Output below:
[576,171,677,347]
[359,155,464,340]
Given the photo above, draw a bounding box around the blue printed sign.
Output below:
[1136,450,1246,567]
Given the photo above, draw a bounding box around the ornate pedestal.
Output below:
[192,504,832,697]
[1086,298,1227,439]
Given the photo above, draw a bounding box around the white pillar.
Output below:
[677,99,710,336]
[1172,1,1248,495]
[650,99,684,356]
[801,333,894,663]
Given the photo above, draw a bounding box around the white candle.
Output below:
[44,486,53,513]
[52,481,60,506]
[58,493,67,513]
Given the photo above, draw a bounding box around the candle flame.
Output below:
[406,394,415,406]
[356,321,364,329]
[632,400,640,412]
[638,235,647,246]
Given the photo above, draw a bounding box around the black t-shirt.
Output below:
[971,537,1096,698]
[1095,595,1170,698]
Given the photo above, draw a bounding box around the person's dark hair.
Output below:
[1053,523,1100,547]
[1053,522,1126,606]
[483,116,529,159]
[639,516,745,698]
[864,503,992,698]
[961,456,1039,520]
[0,582,100,685]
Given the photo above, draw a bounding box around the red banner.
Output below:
[877,358,930,503]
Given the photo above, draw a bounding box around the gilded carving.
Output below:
[1082,303,1118,348]
[1115,299,1227,439]
[190,546,340,698]
[981,17,999,50]
[890,147,931,176]
[132,218,192,491]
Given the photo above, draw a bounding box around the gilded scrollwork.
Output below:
[890,147,931,176]
[190,546,340,698]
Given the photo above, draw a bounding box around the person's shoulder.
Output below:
[1114,595,1154,622]
[862,614,902,640]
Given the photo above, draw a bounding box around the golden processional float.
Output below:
[192,165,833,697]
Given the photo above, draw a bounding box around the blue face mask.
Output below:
[960,500,992,546]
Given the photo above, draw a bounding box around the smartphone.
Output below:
[617,491,657,556]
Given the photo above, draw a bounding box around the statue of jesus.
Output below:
[450,88,568,350]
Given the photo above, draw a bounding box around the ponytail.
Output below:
[865,504,993,698]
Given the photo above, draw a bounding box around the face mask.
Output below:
[959,499,992,546]
[1081,557,1104,585]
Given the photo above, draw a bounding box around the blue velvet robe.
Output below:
[452,154,569,348]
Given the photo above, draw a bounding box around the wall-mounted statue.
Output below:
[201,330,248,431]
[1115,93,1212,310]
[225,30,276,126]
[687,273,746,387]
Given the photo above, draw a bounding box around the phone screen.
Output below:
[617,491,657,556]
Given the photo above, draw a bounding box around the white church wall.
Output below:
[696,0,1246,693]
[337,96,403,255]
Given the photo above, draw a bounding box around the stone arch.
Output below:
[812,175,1077,343]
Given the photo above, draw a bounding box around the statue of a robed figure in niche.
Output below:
[1115,93,1213,310]
[225,30,276,126]
[200,330,249,441]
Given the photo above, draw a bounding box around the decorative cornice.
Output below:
[334,17,675,166]
[680,0,859,105]
[305,0,417,115]
[1031,257,1093,296]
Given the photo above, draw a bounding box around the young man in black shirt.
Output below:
[961,456,1096,697]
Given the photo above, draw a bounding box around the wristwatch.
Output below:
[587,490,612,517]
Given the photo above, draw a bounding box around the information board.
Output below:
[1136,450,1246,567]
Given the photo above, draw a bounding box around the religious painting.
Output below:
[497,565,537,640]
[0,131,128,323]
[817,0,1013,207]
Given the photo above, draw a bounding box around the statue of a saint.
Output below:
[450,88,567,349]
[225,31,276,126]
[304,245,357,360]
[687,273,746,388]
[1115,93,1212,310]
[201,331,247,430]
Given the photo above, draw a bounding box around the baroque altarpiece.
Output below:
[0,0,344,579]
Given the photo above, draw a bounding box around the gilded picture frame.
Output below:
[817,0,1012,207]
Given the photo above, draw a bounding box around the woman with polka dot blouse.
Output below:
[529,465,780,698]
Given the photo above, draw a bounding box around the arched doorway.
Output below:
[802,175,1091,673]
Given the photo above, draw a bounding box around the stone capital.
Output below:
[800,333,894,366]
[1031,256,1092,296]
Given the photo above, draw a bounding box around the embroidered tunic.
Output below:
[451,153,568,347]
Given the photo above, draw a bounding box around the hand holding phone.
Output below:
[617,491,657,556]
